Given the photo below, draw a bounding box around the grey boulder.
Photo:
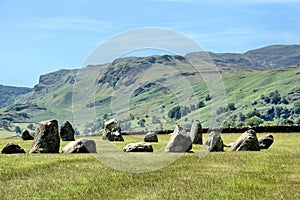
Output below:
[2,143,26,154]
[144,132,158,142]
[60,121,75,141]
[205,131,224,152]
[21,130,34,140]
[103,119,124,141]
[258,134,274,149]
[165,126,192,152]
[123,142,153,152]
[230,129,260,151]
[190,120,203,144]
[62,138,97,153]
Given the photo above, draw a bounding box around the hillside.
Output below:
[208,44,300,72]
[1,44,300,137]
[0,85,31,108]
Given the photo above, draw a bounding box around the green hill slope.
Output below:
[1,45,300,136]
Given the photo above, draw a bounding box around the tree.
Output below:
[245,116,264,126]
[137,119,146,127]
[281,107,291,119]
[269,90,281,104]
[263,106,275,121]
[198,101,205,108]
[239,113,246,122]
[293,102,300,114]
[15,126,21,134]
[281,96,289,104]
[246,109,261,118]
[27,123,35,130]
[228,103,236,111]
[205,94,211,101]
[223,120,234,128]
[168,106,181,119]
[281,119,294,125]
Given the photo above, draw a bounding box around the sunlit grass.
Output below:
[0,133,299,199]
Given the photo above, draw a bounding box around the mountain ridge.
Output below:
[1,44,300,136]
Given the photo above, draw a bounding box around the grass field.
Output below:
[0,133,299,200]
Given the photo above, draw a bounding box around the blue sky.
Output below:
[0,0,300,87]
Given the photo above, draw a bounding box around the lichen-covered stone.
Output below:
[258,134,274,149]
[230,129,260,151]
[29,119,60,153]
[190,120,203,144]
[144,132,158,142]
[62,138,96,153]
[123,142,153,152]
[60,121,75,141]
[205,131,224,152]
[165,126,192,152]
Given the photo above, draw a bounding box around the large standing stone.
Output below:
[123,142,153,152]
[190,120,203,144]
[62,138,96,154]
[29,119,60,153]
[205,131,224,152]
[60,121,75,141]
[144,132,158,142]
[165,126,192,152]
[230,129,260,151]
[21,129,34,140]
[1,143,26,154]
[102,119,124,141]
[258,134,274,149]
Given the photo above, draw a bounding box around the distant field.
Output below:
[0,133,299,200]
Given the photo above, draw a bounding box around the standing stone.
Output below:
[144,132,158,142]
[29,119,60,153]
[102,119,124,141]
[60,121,75,141]
[171,124,182,136]
[205,131,224,152]
[21,129,34,140]
[258,134,274,149]
[165,125,192,152]
[190,120,203,144]
[62,138,96,154]
[230,129,260,151]
[123,142,153,152]
[1,143,26,154]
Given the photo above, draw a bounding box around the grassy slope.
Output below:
[1,65,300,136]
[0,133,299,200]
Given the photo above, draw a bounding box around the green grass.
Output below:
[0,133,299,199]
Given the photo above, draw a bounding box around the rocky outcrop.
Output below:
[205,131,224,152]
[1,143,26,154]
[102,119,124,141]
[62,138,96,153]
[144,132,158,142]
[230,129,260,151]
[165,125,192,152]
[258,134,274,149]
[123,142,153,152]
[29,119,60,153]
[21,130,34,140]
[190,120,203,144]
[60,121,75,141]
